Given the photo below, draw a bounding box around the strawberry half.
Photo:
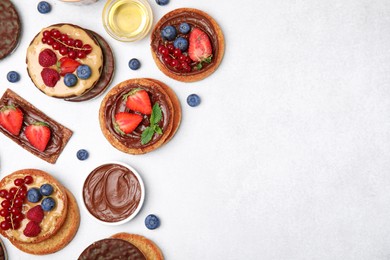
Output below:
[124,88,152,115]
[114,112,143,135]
[188,28,213,62]
[0,105,23,135]
[57,57,80,76]
[25,122,51,152]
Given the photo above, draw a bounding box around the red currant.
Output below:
[50,29,60,38]
[13,213,24,222]
[10,207,21,214]
[61,34,68,41]
[42,37,48,44]
[158,45,164,53]
[83,44,92,54]
[0,190,8,198]
[9,187,17,195]
[0,221,10,231]
[5,194,12,201]
[43,30,50,37]
[77,51,86,59]
[59,47,68,55]
[52,42,60,50]
[17,191,26,199]
[74,39,83,48]
[160,47,169,57]
[173,49,182,57]
[0,209,9,217]
[178,54,187,62]
[1,200,10,209]
[167,44,174,53]
[12,221,20,230]
[24,175,33,185]
[68,50,77,59]
[163,56,172,64]
[14,179,24,186]
[13,198,23,207]
[67,38,75,46]
[185,56,192,63]
[170,59,179,68]
[46,37,54,45]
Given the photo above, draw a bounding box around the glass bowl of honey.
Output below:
[102,0,153,42]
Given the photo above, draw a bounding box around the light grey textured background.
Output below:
[1,0,390,259]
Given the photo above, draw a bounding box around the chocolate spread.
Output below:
[104,84,171,148]
[78,238,145,260]
[83,163,142,223]
[0,0,21,60]
[151,9,220,75]
[0,89,71,162]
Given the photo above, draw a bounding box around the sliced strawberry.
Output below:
[57,57,80,76]
[26,205,44,223]
[25,122,51,152]
[188,28,213,62]
[124,88,152,115]
[23,221,41,237]
[114,112,143,135]
[0,105,23,135]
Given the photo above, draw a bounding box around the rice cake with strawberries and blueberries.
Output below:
[99,78,181,155]
[26,23,104,99]
[151,8,225,82]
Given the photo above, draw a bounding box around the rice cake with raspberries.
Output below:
[26,24,103,98]
[0,169,67,244]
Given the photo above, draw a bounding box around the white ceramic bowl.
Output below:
[81,161,145,226]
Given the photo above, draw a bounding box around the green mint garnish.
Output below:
[194,54,213,70]
[141,103,163,145]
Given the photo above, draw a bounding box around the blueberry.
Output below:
[41,197,56,211]
[174,37,189,52]
[179,23,191,34]
[161,25,177,41]
[145,214,160,230]
[76,65,92,80]
[128,58,141,70]
[64,73,77,87]
[187,94,201,107]
[27,188,42,203]
[77,149,89,161]
[7,71,20,83]
[37,1,51,14]
[40,184,53,196]
[155,0,169,6]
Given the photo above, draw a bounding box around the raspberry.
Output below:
[38,49,57,67]
[26,205,44,223]
[23,221,41,237]
[41,68,60,87]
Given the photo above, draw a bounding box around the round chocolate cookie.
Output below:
[0,0,21,60]
[78,238,146,260]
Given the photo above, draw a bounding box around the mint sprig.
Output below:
[195,54,213,70]
[141,103,163,145]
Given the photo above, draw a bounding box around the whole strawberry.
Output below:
[38,49,57,67]
[41,68,60,87]
[188,28,213,64]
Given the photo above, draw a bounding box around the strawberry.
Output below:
[0,105,23,135]
[114,112,143,135]
[57,57,80,76]
[25,122,51,152]
[124,89,152,115]
[41,68,60,87]
[38,49,57,67]
[26,205,44,223]
[188,28,213,62]
[23,221,41,237]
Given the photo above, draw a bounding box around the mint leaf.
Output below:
[141,126,154,145]
[150,103,162,125]
[195,63,203,70]
[203,55,213,63]
[154,125,163,135]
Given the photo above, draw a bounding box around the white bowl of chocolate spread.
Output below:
[82,161,145,225]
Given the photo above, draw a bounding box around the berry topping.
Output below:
[41,197,56,211]
[128,58,141,70]
[24,175,33,185]
[76,65,92,79]
[38,49,57,67]
[41,68,60,87]
[161,25,177,41]
[6,71,20,83]
[27,205,44,223]
[23,221,41,237]
[187,94,201,107]
[174,37,189,52]
[76,149,89,161]
[155,0,169,5]
[58,57,81,76]
[145,214,160,230]
[40,184,53,196]
[124,88,152,115]
[37,1,51,14]
[179,23,191,34]
[25,122,51,152]
[0,221,10,231]
[188,28,212,63]
[0,190,7,198]
[14,178,24,187]
[27,188,42,203]
[0,105,23,136]
[64,73,78,87]
[114,112,143,135]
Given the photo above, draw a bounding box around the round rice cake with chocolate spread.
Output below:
[26,24,103,98]
[0,169,68,244]
[11,188,80,255]
[151,8,225,82]
[99,78,181,155]
[0,0,21,60]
